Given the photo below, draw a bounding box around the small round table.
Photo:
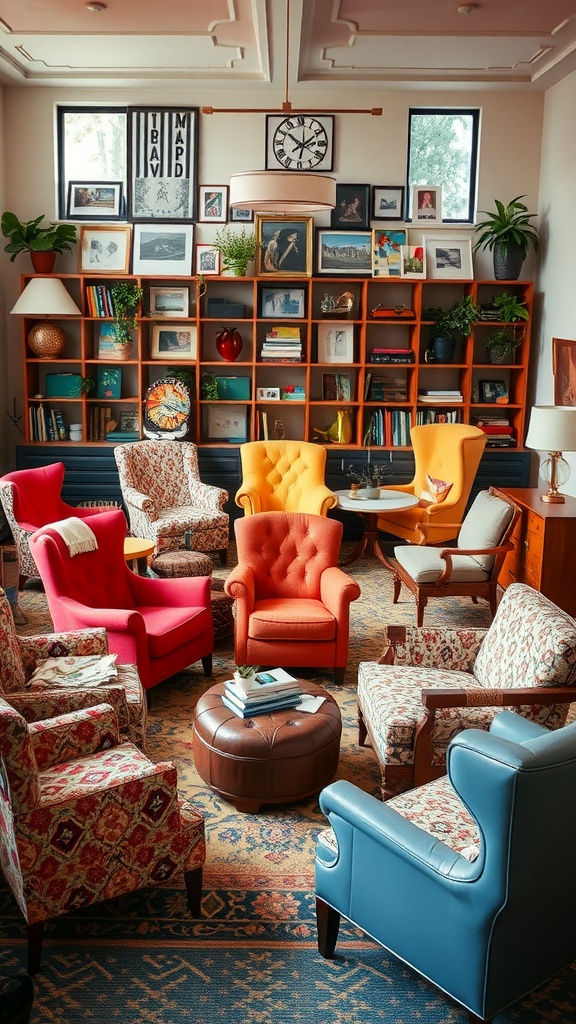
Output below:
[335,489,418,567]
[123,537,155,575]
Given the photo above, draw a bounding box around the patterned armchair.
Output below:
[235,440,337,517]
[358,582,576,798]
[114,440,229,563]
[0,695,205,975]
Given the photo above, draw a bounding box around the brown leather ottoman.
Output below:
[192,680,341,813]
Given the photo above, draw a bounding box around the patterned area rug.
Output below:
[2,549,575,1022]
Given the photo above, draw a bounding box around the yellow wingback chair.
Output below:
[235,440,337,517]
[378,423,487,545]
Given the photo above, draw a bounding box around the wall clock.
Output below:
[143,377,190,439]
[265,115,334,172]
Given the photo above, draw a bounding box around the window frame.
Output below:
[57,105,128,222]
[407,107,480,224]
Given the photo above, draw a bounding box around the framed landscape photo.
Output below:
[132,223,194,275]
[151,323,197,359]
[317,323,355,364]
[68,181,123,220]
[552,337,576,405]
[79,225,131,273]
[424,235,473,279]
[128,106,198,221]
[411,185,443,226]
[316,229,372,275]
[261,288,305,318]
[207,404,248,442]
[480,379,508,404]
[256,215,313,277]
[195,244,221,276]
[372,228,406,277]
[331,184,371,230]
[372,185,405,222]
[148,286,189,318]
[198,185,228,223]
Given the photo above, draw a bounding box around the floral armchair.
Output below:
[357,582,576,798]
[0,695,205,974]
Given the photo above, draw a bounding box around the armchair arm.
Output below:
[10,685,130,735]
[19,627,109,679]
[128,571,211,608]
[434,540,514,585]
[29,702,120,770]
[234,480,262,514]
[319,567,361,618]
[307,484,338,516]
[489,710,549,744]
[379,624,486,672]
[121,484,155,517]
[188,479,228,510]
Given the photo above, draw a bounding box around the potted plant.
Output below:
[213,226,258,276]
[422,295,480,363]
[1,211,77,272]
[110,281,143,353]
[473,196,540,280]
[484,327,523,364]
[347,461,392,499]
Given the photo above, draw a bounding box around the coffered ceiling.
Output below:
[0,0,575,92]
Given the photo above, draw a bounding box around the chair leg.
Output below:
[416,596,427,626]
[358,707,367,747]
[333,666,345,685]
[316,896,340,958]
[27,921,44,976]
[183,867,203,916]
[392,573,402,604]
[218,548,227,566]
[202,654,213,676]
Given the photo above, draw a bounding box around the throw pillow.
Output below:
[418,475,453,508]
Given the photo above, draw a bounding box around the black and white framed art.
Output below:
[128,107,198,222]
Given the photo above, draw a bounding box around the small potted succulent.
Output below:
[1,211,77,272]
[347,462,392,499]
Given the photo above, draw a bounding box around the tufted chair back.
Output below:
[235,440,337,517]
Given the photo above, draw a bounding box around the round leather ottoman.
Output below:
[192,680,341,812]
[151,550,213,578]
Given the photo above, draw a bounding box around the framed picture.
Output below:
[424,235,474,279]
[132,223,194,276]
[316,229,372,275]
[119,410,139,432]
[67,181,123,220]
[261,288,305,318]
[148,287,189,318]
[255,215,313,277]
[317,323,354,364]
[323,372,352,400]
[207,405,248,442]
[79,225,131,273]
[198,185,228,223]
[411,185,443,226]
[128,106,198,221]
[230,206,254,223]
[553,337,576,405]
[480,379,509,403]
[372,185,405,222]
[372,228,407,277]
[195,244,221,276]
[331,184,371,230]
[265,114,334,172]
[97,322,119,357]
[400,245,426,278]
[151,323,197,359]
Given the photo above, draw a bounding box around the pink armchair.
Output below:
[225,512,361,684]
[30,509,214,691]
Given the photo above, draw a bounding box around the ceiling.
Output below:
[0,0,575,93]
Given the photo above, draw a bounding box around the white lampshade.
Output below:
[525,406,576,453]
[229,171,336,213]
[10,277,81,316]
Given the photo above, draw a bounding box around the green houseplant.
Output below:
[422,295,480,363]
[213,226,258,276]
[473,196,540,281]
[484,326,524,364]
[110,281,143,346]
[1,211,77,271]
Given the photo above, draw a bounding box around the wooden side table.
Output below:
[123,537,155,575]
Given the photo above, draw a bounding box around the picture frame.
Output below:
[97,322,119,357]
[400,244,426,278]
[265,114,334,172]
[230,206,254,223]
[119,410,139,432]
[255,215,313,277]
[261,287,305,318]
[331,184,371,230]
[151,323,197,359]
[132,223,194,276]
[148,286,190,318]
[423,235,474,279]
[371,185,405,222]
[207,404,248,442]
[198,185,228,223]
[480,379,509,403]
[67,180,123,220]
[316,229,372,275]
[411,185,443,226]
[323,372,352,401]
[128,106,198,221]
[317,323,355,364]
[79,225,131,274]
[552,337,576,405]
[195,244,221,276]
[372,228,407,277]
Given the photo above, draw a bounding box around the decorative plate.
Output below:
[143,377,190,439]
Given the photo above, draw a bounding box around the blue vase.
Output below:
[425,335,455,364]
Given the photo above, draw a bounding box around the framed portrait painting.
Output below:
[424,235,473,279]
[372,185,405,222]
[132,223,194,275]
[128,106,198,221]
[553,337,576,405]
[198,185,228,223]
[316,229,372,275]
[79,225,131,274]
[151,323,197,359]
[331,184,371,230]
[68,181,123,220]
[411,185,443,226]
[255,215,313,277]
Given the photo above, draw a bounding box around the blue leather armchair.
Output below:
[315,711,576,1023]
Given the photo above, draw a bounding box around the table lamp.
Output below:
[525,405,576,503]
[10,277,81,358]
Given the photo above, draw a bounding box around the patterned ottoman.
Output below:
[151,550,214,578]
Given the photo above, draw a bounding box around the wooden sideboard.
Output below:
[497,487,576,616]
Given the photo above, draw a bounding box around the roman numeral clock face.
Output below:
[265,115,334,172]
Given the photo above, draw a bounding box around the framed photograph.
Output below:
[198,185,228,223]
[317,323,355,364]
[255,215,313,277]
[331,184,371,230]
[195,244,221,276]
[265,114,334,172]
[230,206,254,223]
[207,405,248,442]
[316,229,372,275]
[119,410,139,432]
[400,245,426,278]
[372,185,405,222]
[411,185,443,226]
[79,225,131,273]
[151,323,197,359]
[323,372,352,401]
[132,223,194,276]
[480,379,509,404]
[67,181,123,220]
[148,286,189,318]
[261,288,305,318]
[128,106,198,221]
[372,228,407,277]
[424,235,474,279]
[553,337,576,405]
[97,322,119,357]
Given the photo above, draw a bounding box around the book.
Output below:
[228,667,298,698]
[221,693,303,718]
[224,683,302,708]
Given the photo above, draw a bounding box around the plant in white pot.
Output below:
[213,226,258,276]
[473,196,540,281]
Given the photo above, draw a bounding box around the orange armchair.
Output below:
[225,512,360,684]
[235,440,337,517]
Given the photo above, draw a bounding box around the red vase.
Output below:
[216,326,243,362]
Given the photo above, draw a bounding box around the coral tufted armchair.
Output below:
[0,695,205,974]
[114,440,229,562]
[235,440,337,517]
[225,512,360,684]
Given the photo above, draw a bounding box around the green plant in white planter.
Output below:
[213,226,258,276]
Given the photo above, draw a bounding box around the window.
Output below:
[57,106,128,220]
[407,108,480,223]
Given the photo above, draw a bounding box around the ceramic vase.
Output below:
[216,327,243,362]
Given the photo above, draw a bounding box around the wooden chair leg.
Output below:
[201,654,213,676]
[358,708,367,747]
[416,595,427,626]
[27,921,45,976]
[183,867,203,916]
[392,573,402,604]
[316,896,340,958]
[333,666,345,685]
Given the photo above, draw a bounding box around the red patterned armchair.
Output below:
[0,695,205,974]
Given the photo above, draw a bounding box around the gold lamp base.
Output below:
[541,490,565,504]
[27,321,66,358]
[540,451,569,504]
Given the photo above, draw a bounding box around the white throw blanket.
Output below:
[49,516,99,556]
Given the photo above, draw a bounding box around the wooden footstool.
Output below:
[192,679,341,812]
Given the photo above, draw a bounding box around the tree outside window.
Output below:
[407,108,479,223]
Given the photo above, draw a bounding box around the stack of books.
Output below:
[418,389,463,403]
[368,374,407,401]
[260,326,302,362]
[473,415,516,446]
[222,668,303,718]
[370,348,414,364]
